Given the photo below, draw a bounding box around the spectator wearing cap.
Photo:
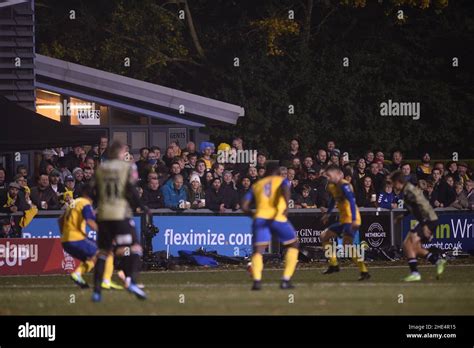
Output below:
[280,139,301,167]
[205,177,227,212]
[48,170,65,196]
[188,173,206,209]
[0,167,6,191]
[416,152,433,181]
[72,167,85,192]
[60,175,77,208]
[457,162,472,186]
[0,182,30,214]
[301,167,328,207]
[30,174,60,210]
[142,177,163,209]
[161,174,189,209]
[388,151,403,173]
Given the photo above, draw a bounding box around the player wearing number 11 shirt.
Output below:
[92,140,148,302]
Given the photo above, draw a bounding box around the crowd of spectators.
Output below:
[1,136,473,236]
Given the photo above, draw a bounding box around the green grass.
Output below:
[1,264,473,315]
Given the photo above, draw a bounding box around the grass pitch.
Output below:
[1,263,473,315]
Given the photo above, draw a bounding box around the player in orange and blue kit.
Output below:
[59,184,122,290]
[320,165,370,281]
[242,163,299,290]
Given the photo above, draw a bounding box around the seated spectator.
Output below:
[188,174,206,209]
[295,185,316,208]
[0,217,20,238]
[161,174,188,209]
[416,152,433,181]
[356,176,377,207]
[377,181,397,209]
[0,182,30,214]
[205,177,226,212]
[450,183,468,210]
[30,174,60,210]
[142,178,163,209]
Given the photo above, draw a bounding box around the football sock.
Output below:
[426,252,439,265]
[75,260,94,275]
[408,258,419,273]
[103,255,114,282]
[93,255,107,293]
[352,256,368,273]
[130,251,142,284]
[323,241,338,266]
[251,253,263,281]
[282,247,299,281]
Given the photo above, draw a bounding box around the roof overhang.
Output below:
[35,54,244,126]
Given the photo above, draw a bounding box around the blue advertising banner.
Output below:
[151,216,253,257]
[402,213,474,252]
[21,216,141,241]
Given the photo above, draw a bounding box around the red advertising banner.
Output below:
[0,238,79,276]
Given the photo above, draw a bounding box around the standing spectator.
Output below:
[161,174,188,209]
[445,161,460,182]
[364,150,375,166]
[356,176,377,208]
[65,146,83,172]
[142,178,163,209]
[247,166,258,184]
[257,166,266,178]
[184,153,198,178]
[457,162,472,186]
[200,143,215,170]
[465,180,474,210]
[185,142,198,156]
[188,174,206,209]
[401,163,418,185]
[388,150,403,172]
[169,141,182,157]
[315,149,328,168]
[238,176,252,205]
[57,157,72,184]
[367,161,385,193]
[83,156,96,170]
[431,168,445,207]
[433,162,445,177]
[83,167,94,184]
[221,171,239,210]
[204,170,215,189]
[424,181,439,208]
[326,140,339,154]
[416,152,433,181]
[302,155,315,175]
[328,151,341,167]
[205,177,226,212]
[212,162,225,181]
[440,175,456,207]
[135,147,150,178]
[280,139,301,166]
[291,157,303,178]
[377,181,397,209]
[30,174,60,210]
[39,149,56,174]
[295,185,316,208]
[60,175,77,208]
[0,167,6,190]
[162,146,176,168]
[0,182,30,214]
[450,183,468,210]
[352,158,367,190]
[48,170,64,196]
[256,152,267,168]
[88,136,108,164]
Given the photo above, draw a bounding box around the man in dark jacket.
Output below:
[205,178,226,212]
[30,174,60,210]
[221,171,239,210]
[0,182,30,214]
[142,178,163,209]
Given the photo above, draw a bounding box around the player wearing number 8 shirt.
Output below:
[241,163,299,290]
[92,140,148,302]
